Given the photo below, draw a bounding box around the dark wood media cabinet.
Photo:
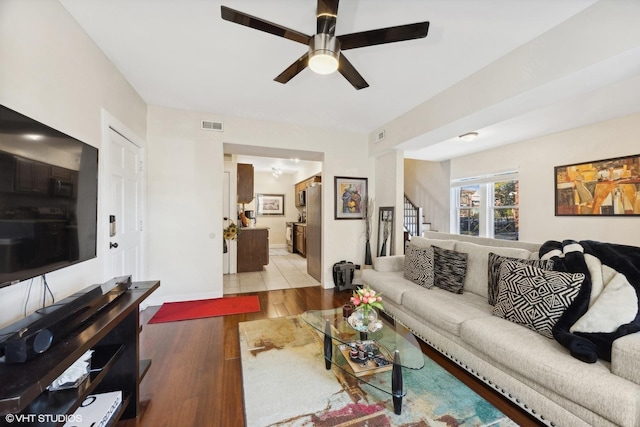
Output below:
[0,280,159,426]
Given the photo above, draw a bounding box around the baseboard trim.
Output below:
[142,291,223,309]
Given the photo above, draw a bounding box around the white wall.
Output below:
[374,150,403,256]
[146,106,370,300]
[0,0,147,327]
[144,106,223,306]
[404,159,451,233]
[451,112,640,245]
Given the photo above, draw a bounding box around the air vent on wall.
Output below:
[201,120,224,132]
[375,129,385,143]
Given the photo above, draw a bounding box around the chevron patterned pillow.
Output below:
[404,243,434,288]
[493,260,584,338]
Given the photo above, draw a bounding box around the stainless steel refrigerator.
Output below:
[306,183,322,281]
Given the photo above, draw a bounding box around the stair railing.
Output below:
[403,194,423,238]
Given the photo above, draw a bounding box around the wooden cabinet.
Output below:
[0,281,159,424]
[294,224,306,257]
[0,152,15,193]
[15,157,50,194]
[294,175,321,207]
[4,155,79,197]
[237,163,254,204]
[237,228,269,272]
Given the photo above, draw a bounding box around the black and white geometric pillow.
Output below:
[493,260,584,339]
[432,246,468,294]
[487,253,555,306]
[404,244,434,288]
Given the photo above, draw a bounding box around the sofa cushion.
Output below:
[454,241,531,299]
[404,244,434,288]
[493,261,584,339]
[409,236,456,251]
[487,252,555,305]
[433,246,467,294]
[361,270,417,305]
[402,288,492,336]
[372,255,404,272]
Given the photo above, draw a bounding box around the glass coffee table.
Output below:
[301,308,425,415]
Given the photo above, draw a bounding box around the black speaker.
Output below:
[0,275,131,363]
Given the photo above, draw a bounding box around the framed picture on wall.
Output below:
[334,176,368,219]
[256,194,285,216]
[554,154,640,216]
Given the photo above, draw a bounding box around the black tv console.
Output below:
[0,280,159,425]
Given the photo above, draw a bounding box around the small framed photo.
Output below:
[256,194,285,216]
[334,176,368,220]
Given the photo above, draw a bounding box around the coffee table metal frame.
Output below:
[301,308,425,415]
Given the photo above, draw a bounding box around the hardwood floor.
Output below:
[118,286,543,427]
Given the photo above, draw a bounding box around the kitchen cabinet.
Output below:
[0,152,14,193]
[237,163,254,204]
[294,223,306,257]
[15,157,50,194]
[294,175,321,207]
[237,228,269,272]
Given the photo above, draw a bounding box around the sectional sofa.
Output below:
[361,231,640,427]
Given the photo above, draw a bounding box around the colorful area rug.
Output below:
[240,316,517,427]
[149,295,260,323]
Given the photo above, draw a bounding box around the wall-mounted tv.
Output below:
[0,105,98,289]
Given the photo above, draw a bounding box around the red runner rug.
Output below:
[148,295,260,324]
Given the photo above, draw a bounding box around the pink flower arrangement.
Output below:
[350,286,383,315]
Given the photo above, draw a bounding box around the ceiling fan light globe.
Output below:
[309,52,339,74]
[459,132,479,142]
[308,33,340,75]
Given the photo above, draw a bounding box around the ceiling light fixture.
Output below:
[459,132,479,142]
[308,34,340,75]
[272,168,282,178]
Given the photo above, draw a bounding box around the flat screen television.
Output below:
[0,105,98,289]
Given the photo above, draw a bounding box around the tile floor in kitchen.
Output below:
[223,248,320,294]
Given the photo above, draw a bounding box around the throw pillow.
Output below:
[432,246,468,294]
[404,244,434,288]
[487,253,555,306]
[493,260,584,339]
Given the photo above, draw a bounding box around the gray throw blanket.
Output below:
[539,240,640,363]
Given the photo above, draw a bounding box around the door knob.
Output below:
[110,242,119,249]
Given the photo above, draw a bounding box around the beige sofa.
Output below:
[361,231,640,427]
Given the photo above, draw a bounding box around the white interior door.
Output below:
[106,128,143,279]
[223,170,230,274]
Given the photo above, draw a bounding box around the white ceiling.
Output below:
[60,0,640,163]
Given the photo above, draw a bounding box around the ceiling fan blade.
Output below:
[274,53,310,84]
[338,54,369,90]
[221,6,311,45]
[338,22,429,50]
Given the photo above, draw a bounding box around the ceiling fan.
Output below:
[221,0,429,90]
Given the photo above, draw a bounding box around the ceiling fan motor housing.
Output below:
[309,33,340,74]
